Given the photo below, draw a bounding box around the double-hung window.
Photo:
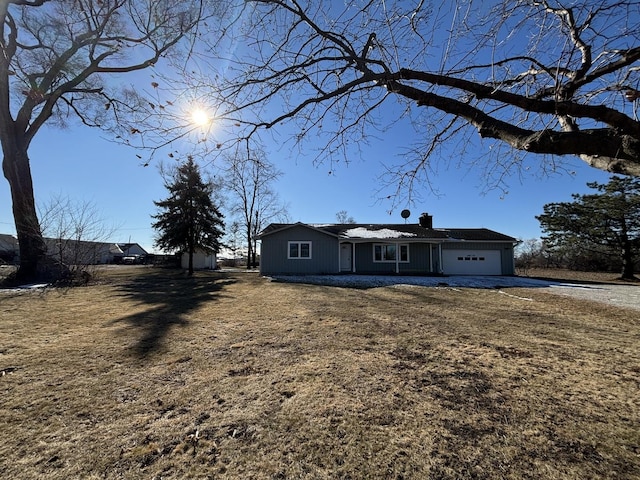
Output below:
[373,244,409,262]
[288,241,312,259]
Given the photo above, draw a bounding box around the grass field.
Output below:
[1,267,639,479]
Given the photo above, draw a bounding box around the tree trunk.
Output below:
[246,225,253,269]
[2,145,47,282]
[187,225,194,276]
[620,241,636,280]
[252,238,258,269]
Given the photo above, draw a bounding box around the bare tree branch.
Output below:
[0,0,224,281]
[194,0,640,197]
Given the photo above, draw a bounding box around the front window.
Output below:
[288,241,312,259]
[374,244,409,262]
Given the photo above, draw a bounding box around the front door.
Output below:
[340,244,352,272]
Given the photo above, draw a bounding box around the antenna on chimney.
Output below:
[400,209,411,224]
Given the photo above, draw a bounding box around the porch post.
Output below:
[395,242,399,274]
[429,243,433,273]
[352,242,356,273]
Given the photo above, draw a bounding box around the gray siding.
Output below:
[260,225,339,275]
[406,243,432,274]
[353,242,433,274]
[500,244,515,275]
[260,225,515,276]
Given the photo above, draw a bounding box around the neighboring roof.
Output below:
[110,244,125,254]
[116,243,149,255]
[0,235,149,254]
[259,223,517,243]
[0,234,18,251]
[43,237,119,251]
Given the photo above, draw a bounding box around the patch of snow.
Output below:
[267,275,640,311]
[0,283,49,294]
[342,227,417,239]
[20,283,49,289]
[267,274,550,289]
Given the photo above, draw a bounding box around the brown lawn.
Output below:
[0,266,638,479]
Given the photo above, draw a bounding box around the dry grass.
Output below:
[522,267,639,284]
[1,266,639,479]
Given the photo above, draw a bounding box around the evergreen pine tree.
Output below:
[536,176,640,280]
[152,157,225,275]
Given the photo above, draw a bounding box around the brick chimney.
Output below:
[418,212,433,229]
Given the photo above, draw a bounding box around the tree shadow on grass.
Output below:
[110,269,235,358]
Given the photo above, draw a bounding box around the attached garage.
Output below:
[442,249,502,275]
[258,219,517,276]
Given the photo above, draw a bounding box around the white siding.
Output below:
[181,250,217,270]
[442,249,502,275]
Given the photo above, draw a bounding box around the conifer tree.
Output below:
[0,1,220,282]
[537,177,640,280]
[152,157,224,275]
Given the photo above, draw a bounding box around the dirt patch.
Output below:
[0,267,638,479]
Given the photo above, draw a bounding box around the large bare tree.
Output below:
[204,0,640,204]
[224,146,288,269]
[0,0,220,282]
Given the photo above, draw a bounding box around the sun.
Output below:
[191,108,210,126]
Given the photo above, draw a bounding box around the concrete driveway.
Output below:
[543,281,640,311]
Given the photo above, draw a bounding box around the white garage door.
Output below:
[442,249,502,275]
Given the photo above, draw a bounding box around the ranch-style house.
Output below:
[258,213,517,276]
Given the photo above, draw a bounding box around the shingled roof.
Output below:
[259,223,516,242]
[0,234,18,253]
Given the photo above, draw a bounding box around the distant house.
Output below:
[258,213,517,276]
[0,234,18,263]
[44,238,125,265]
[181,249,217,270]
[0,235,148,265]
[113,243,148,264]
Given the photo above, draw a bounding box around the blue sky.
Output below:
[0,2,618,254]
[0,106,612,254]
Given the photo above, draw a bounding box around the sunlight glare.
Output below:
[191,108,210,126]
